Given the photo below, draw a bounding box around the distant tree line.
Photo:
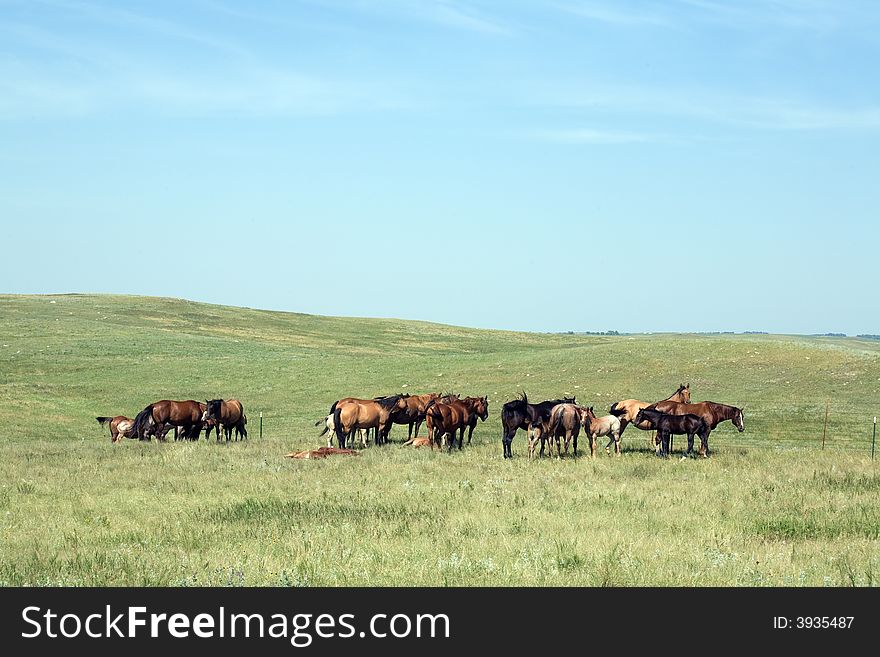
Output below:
[561,330,622,336]
[857,334,880,340]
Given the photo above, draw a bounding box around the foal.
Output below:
[579,407,622,457]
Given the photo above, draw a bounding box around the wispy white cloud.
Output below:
[534,128,665,144]
[559,0,880,32]
[556,2,675,27]
[522,80,880,133]
[305,0,513,35]
[0,0,415,119]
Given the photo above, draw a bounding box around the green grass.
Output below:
[1,293,878,586]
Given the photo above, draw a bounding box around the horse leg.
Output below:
[700,429,710,457]
[467,423,475,445]
[458,426,465,450]
[590,432,596,458]
[686,432,695,458]
[573,430,578,457]
[614,430,621,456]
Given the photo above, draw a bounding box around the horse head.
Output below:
[734,407,745,432]
[674,383,691,403]
[579,405,596,430]
[476,396,489,421]
[204,399,223,422]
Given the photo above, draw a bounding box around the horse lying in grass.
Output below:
[635,407,709,458]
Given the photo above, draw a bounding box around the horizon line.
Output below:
[1,291,876,340]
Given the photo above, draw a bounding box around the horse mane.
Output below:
[376,395,403,409]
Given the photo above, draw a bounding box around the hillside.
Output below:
[0,294,878,586]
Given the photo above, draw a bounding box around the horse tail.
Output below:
[609,402,625,417]
[329,400,339,415]
[96,416,112,426]
[130,404,154,439]
[333,404,345,446]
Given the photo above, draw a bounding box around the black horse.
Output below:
[500,392,575,458]
[635,408,708,458]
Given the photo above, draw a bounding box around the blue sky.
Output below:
[1,0,878,334]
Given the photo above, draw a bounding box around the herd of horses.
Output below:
[318,383,744,458]
[97,384,745,459]
[97,398,247,443]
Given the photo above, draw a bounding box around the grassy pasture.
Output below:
[0,294,878,586]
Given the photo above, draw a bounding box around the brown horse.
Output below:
[332,395,408,448]
[388,393,440,442]
[425,397,470,451]
[609,383,691,444]
[646,400,744,456]
[96,416,136,443]
[463,396,489,445]
[130,400,205,441]
[204,399,247,442]
[545,403,584,457]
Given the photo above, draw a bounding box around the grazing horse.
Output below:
[646,400,744,457]
[609,383,691,445]
[580,406,623,457]
[332,395,408,448]
[130,400,206,441]
[500,392,576,458]
[96,416,136,443]
[635,408,709,458]
[204,399,248,442]
[388,393,440,442]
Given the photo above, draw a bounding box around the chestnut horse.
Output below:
[130,399,205,441]
[332,395,408,448]
[96,415,135,443]
[500,392,576,458]
[646,400,744,457]
[425,396,473,451]
[204,399,248,442]
[609,383,691,446]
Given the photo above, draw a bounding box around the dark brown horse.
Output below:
[332,395,408,448]
[646,400,744,456]
[500,392,576,458]
[96,416,135,443]
[388,393,440,442]
[634,408,709,458]
[204,399,247,442]
[130,400,206,441]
